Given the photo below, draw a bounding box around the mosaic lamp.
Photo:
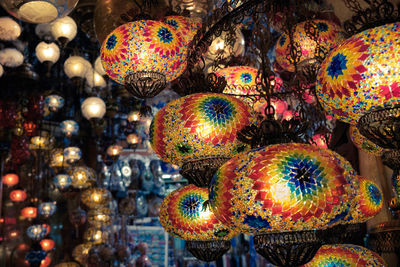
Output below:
[87,207,112,227]
[349,125,384,156]
[150,93,256,187]
[304,244,387,266]
[53,173,72,190]
[159,185,238,262]
[26,224,48,240]
[38,201,57,217]
[101,20,187,98]
[0,0,78,24]
[69,166,96,189]
[44,94,64,112]
[209,143,355,266]
[81,188,112,209]
[275,19,344,72]
[163,16,201,45]
[60,120,79,136]
[10,188,27,202]
[63,146,82,164]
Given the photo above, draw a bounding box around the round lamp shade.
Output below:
[349,176,383,224]
[63,146,81,164]
[64,56,91,79]
[81,97,106,120]
[69,166,95,189]
[0,64,3,77]
[53,174,72,189]
[85,70,106,88]
[275,19,344,72]
[317,22,400,124]
[81,188,112,208]
[26,224,48,240]
[44,94,64,111]
[349,125,384,156]
[0,48,24,68]
[209,143,352,234]
[2,172,19,186]
[0,17,21,41]
[88,207,112,227]
[100,20,187,85]
[163,16,201,45]
[49,148,69,168]
[50,16,77,42]
[10,189,27,202]
[304,244,387,266]
[60,120,79,136]
[215,66,259,99]
[83,227,108,244]
[150,93,255,167]
[21,206,37,218]
[159,184,238,240]
[94,56,106,76]
[35,23,52,39]
[40,239,55,251]
[0,0,78,24]
[36,42,60,63]
[38,201,57,217]
[72,243,92,265]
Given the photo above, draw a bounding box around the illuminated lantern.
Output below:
[81,188,112,208]
[159,185,238,261]
[0,48,24,68]
[311,134,329,149]
[2,172,19,186]
[44,94,64,112]
[84,227,108,244]
[53,174,72,189]
[275,19,344,72]
[163,16,201,45]
[36,42,60,64]
[126,133,140,147]
[0,17,21,41]
[49,148,69,168]
[304,244,387,266]
[72,243,92,265]
[21,206,37,219]
[40,256,51,267]
[0,0,78,24]
[50,16,77,45]
[26,224,48,240]
[69,166,95,189]
[60,120,79,136]
[0,64,3,78]
[64,55,91,79]
[88,207,112,227]
[10,189,27,202]
[317,22,400,124]
[40,239,55,251]
[63,146,82,164]
[23,120,38,136]
[85,70,107,88]
[349,125,384,156]
[94,56,106,76]
[150,93,256,187]
[216,66,259,97]
[101,20,187,98]
[81,97,106,120]
[38,201,57,217]
[106,145,122,158]
[30,135,50,150]
[127,110,141,123]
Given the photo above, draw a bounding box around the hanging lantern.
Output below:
[127,110,141,123]
[36,42,60,64]
[304,244,387,266]
[100,20,187,98]
[60,120,79,136]
[150,93,256,187]
[64,56,92,79]
[126,133,140,148]
[106,145,122,158]
[0,48,24,68]
[88,207,112,227]
[209,143,359,266]
[2,172,19,186]
[85,70,107,88]
[72,243,92,265]
[10,189,27,202]
[81,97,106,120]
[81,188,112,208]
[275,20,344,72]
[38,201,57,217]
[0,0,78,24]
[63,146,82,164]
[50,16,77,45]
[49,148,69,168]
[21,206,38,219]
[94,56,106,76]
[0,17,21,41]
[26,224,48,240]
[84,227,108,244]
[53,173,72,190]
[44,94,64,112]
[30,135,50,150]
[163,16,201,45]
[349,125,384,156]
[69,166,95,189]
[160,185,238,262]
[39,239,55,251]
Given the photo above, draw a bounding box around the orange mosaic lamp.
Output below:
[150,93,256,187]
[159,185,238,262]
[101,20,187,98]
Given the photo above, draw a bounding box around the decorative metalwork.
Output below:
[185,240,231,262]
[326,223,366,246]
[254,230,325,267]
[368,221,400,254]
[171,72,226,96]
[125,71,167,99]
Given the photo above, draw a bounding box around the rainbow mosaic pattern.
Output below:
[101,20,187,84]
[163,16,201,45]
[216,66,259,96]
[275,20,344,72]
[209,143,351,234]
[349,176,383,223]
[350,125,384,156]
[304,244,387,266]
[317,22,400,124]
[150,93,255,167]
[159,185,238,241]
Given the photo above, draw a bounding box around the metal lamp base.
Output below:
[185,240,231,262]
[125,71,166,99]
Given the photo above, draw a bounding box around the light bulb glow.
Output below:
[36,42,60,63]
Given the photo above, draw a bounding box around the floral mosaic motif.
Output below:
[159,185,239,241]
[275,19,344,72]
[349,125,384,156]
[304,244,387,267]
[150,93,255,167]
[317,22,400,124]
[209,143,355,234]
[101,20,187,84]
[163,16,201,45]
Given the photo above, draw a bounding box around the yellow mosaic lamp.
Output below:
[88,207,112,227]
[81,188,112,209]
[69,166,96,189]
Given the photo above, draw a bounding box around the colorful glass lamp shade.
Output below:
[21,206,37,219]
[60,120,79,136]
[81,188,112,209]
[88,207,112,227]
[275,19,344,72]
[304,244,387,266]
[163,16,201,45]
[2,172,19,186]
[209,143,357,266]
[69,166,95,189]
[26,224,48,240]
[10,189,27,202]
[44,94,64,112]
[159,185,238,262]
[53,173,72,190]
[100,20,187,98]
[38,201,57,217]
[63,146,81,164]
[40,239,55,251]
[150,93,255,187]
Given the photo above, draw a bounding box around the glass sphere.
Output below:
[40,239,55,251]
[84,227,108,244]
[49,148,69,168]
[2,172,19,186]
[81,97,106,120]
[26,224,48,240]
[127,110,141,123]
[0,17,21,41]
[85,70,107,88]
[81,188,112,208]
[106,145,122,157]
[60,120,79,136]
[94,56,106,76]
[0,0,79,24]
[0,48,24,68]
[126,133,140,145]
[21,206,37,218]
[50,16,77,42]
[64,56,92,79]
[10,189,27,202]
[53,174,72,189]
[44,94,64,111]
[72,243,92,265]
[36,42,60,63]
[35,23,52,39]
[38,201,57,217]
[63,146,82,164]
[69,166,95,189]
[88,207,112,227]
